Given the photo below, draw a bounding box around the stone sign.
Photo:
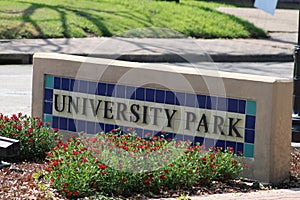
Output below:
[32,53,292,184]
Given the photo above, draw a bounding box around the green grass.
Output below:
[0,0,266,39]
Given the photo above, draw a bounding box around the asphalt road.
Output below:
[0,62,293,116]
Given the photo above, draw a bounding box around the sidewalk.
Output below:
[0,8,297,64]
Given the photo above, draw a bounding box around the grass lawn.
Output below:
[0,0,266,39]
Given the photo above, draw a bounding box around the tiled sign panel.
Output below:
[43,75,256,158]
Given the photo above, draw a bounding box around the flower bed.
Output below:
[45,130,246,198]
[0,113,247,199]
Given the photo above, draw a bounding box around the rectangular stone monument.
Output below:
[32,53,292,184]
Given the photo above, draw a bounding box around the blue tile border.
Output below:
[43,75,258,158]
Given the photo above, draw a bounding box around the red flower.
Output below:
[38,121,43,127]
[51,178,55,182]
[123,177,128,182]
[73,191,79,195]
[119,163,123,169]
[53,128,59,133]
[87,137,97,143]
[164,169,169,174]
[98,164,107,169]
[25,134,29,137]
[169,163,174,167]
[73,151,80,155]
[52,160,59,166]
[28,128,33,133]
[67,192,72,197]
[29,139,33,143]
[80,147,87,151]
[160,175,166,180]
[17,125,22,131]
[101,171,106,175]
[82,157,87,163]
[62,183,68,188]
[144,179,150,186]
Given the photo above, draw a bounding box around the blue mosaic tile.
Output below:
[97,82,106,96]
[45,75,54,89]
[217,97,227,111]
[244,143,254,158]
[69,79,74,92]
[146,88,155,102]
[246,115,256,130]
[204,138,215,149]
[104,124,115,133]
[165,91,175,105]
[246,100,256,115]
[44,101,53,114]
[238,100,246,114]
[185,93,196,107]
[43,114,52,126]
[215,140,225,150]
[71,79,80,92]
[95,123,104,133]
[184,135,194,143]
[86,121,96,134]
[106,84,115,97]
[79,80,88,94]
[206,96,217,110]
[116,85,126,98]
[175,134,184,142]
[52,116,59,129]
[227,98,238,113]
[88,81,98,95]
[164,132,175,140]
[62,78,70,91]
[136,88,145,101]
[155,90,165,103]
[143,129,154,137]
[68,118,76,132]
[236,142,244,155]
[44,89,53,102]
[54,77,61,89]
[226,141,236,151]
[59,117,68,130]
[175,92,185,106]
[197,94,206,109]
[134,128,143,136]
[77,120,86,132]
[126,86,135,99]
[245,129,255,144]
[194,136,204,145]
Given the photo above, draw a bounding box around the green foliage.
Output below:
[0,0,266,39]
[0,113,60,161]
[45,130,246,199]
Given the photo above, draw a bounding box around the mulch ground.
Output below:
[1,147,300,200]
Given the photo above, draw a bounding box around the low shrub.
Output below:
[0,113,60,161]
[45,130,246,199]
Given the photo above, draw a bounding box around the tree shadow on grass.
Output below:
[0,1,114,39]
[0,0,267,39]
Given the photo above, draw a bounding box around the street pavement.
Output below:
[0,6,299,200]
